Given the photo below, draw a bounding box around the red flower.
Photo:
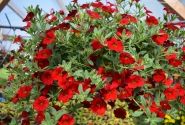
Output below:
[101,88,117,101]
[35,112,45,124]
[152,69,166,83]
[90,97,107,116]
[40,70,54,85]
[165,53,177,60]
[52,67,63,80]
[118,87,133,100]
[164,88,177,100]
[168,59,182,67]
[35,49,52,60]
[146,16,158,26]
[180,96,185,105]
[152,31,169,45]
[17,85,32,99]
[150,102,159,113]
[14,35,22,43]
[120,14,137,25]
[58,114,75,125]
[106,37,123,52]
[160,100,171,110]
[58,89,74,103]
[91,2,103,8]
[119,18,130,25]
[42,30,56,45]
[91,39,103,50]
[33,96,49,112]
[164,23,179,31]
[119,52,135,65]
[23,12,34,22]
[116,28,132,37]
[8,74,15,81]
[173,83,185,96]
[101,5,117,13]
[87,10,101,19]
[162,78,173,87]
[182,46,185,52]
[126,75,144,88]
[37,59,49,69]
[114,108,126,119]
[57,74,68,89]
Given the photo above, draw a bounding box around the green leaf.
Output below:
[132,110,144,117]
[54,110,68,122]
[78,84,83,93]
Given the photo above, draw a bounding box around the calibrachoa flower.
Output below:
[90,97,107,116]
[58,89,74,103]
[126,75,145,88]
[152,69,166,83]
[152,31,169,45]
[164,88,177,101]
[35,112,45,124]
[87,10,101,19]
[58,114,75,125]
[33,96,49,112]
[35,49,52,60]
[119,52,135,65]
[105,37,123,53]
[146,15,158,26]
[40,70,54,85]
[17,85,32,99]
[114,108,126,119]
[91,39,103,50]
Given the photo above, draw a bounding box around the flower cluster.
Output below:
[4,0,185,125]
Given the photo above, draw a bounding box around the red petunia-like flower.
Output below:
[119,18,130,25]
[33,96,49,112]
[37,59,49,69]
[119,52,135,65]
[152,31,169,45]
[149,102,165,118]
[23,12,34,22]
[101,88,117,101]
[120,14,137,25]
[180,96,185,105]
[173,83,185,96]
[160,100,171,110]
[35,49,52,60]
[35,112,45,124]
[17,85,32,99]
[42,30,56,45]
[168,59,182,67]
[118,87,133,100]
[52,67,63,80]
[114,108,126,119]
[87,10,101,19]
[40,70,54,85]
[90,97,107,116]
[164,88,177,101]
[146,16,158,26]
[162,78,173,87]
[58,89,74,103]
[91,39,103,50]
[58,114,75,125]
[152,69,166,83]
[106,37,123,52]
[126,75,144,89]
